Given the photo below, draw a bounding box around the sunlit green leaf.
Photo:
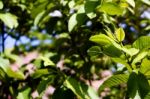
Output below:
[140,58,150,75]
[126,0,135,7]
[141,0,150,5]
[115,28,125,42]
[34,10,45,26]
[133,36,150,50]
[0,13,18,29]
[99,74,129,91]
[40,56,55,66]
[31,69,50,79]
[99,2,124,15]
[0,57,25,80]
[105,29,116,40]
[121,47,139,56]
[132,51,148,65]
[89,34,111,46]
[0,1,3,9]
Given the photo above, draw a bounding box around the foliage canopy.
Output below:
[0,0,150,98]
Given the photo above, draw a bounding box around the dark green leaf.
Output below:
[103,44,122,57]
[84,0,100,19]
[137,72,150,98]
[37,77,54,96]
[31,0,50,18]
[52,87,75,99]
[127,72,138,98]
[144,92,150,99]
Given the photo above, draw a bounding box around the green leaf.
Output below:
[68,5,86,32]
[112,58,132,72]
[121,47,139,56]
[17,87,31,99]
[90,34,123,50]
[34,10,46,26]
[105,29,116,41]
[0,57,25,80]
[127,72,138,98]
[99,2,124,15]
[134,91,141,99]
[84,0,100,19]
[0,1,3,9]
[40,56,55,66]
[115,28,125,42]
[137,72,150,98]
[133,36,150,50]
[89,34,112,46]
[52,86,75,99]
[132,51,148,65]
[144,92,150,99]
[119,2,129,8]
[31,0,49,18]
[68,13,86,32]
[0,13,18,29]
[140,58,150,75]
[126,0,135,7]
[64,77,99,99]
[87,46,102,56]
[37,77,54,96]
[7,68,25,80]
[127,72,150,98]
[99,74,129,91]
[103,44,122,57]
[141,0,150,5]
[31,69,50,79]
[90,34,138,56]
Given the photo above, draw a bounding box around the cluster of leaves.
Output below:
[0,0,149,98]
[90,27,150,98]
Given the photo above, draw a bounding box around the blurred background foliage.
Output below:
[0,0,149,98]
